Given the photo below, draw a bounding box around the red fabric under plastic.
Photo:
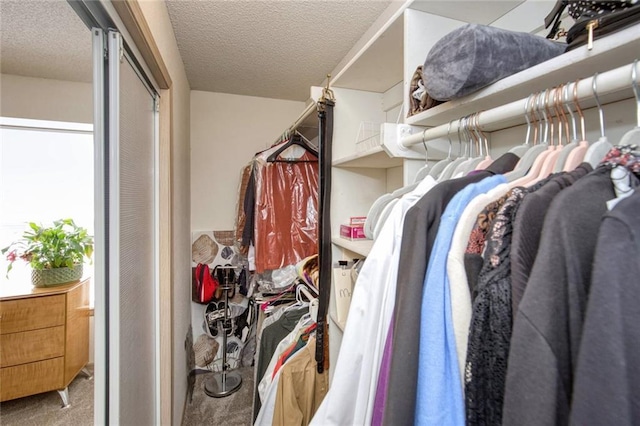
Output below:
[254,151,319,273]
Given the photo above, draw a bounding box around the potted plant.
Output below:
[2,218,94,287]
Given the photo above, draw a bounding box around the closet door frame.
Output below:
[107,28,160,424]
[107,12,173,424]
[75,0,173,423]
[101,2,174,423]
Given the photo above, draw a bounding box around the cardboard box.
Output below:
[340,224,367,240]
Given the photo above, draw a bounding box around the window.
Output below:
[0,117,94,290]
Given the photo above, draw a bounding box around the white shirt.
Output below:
[447,183,510,382]
[310,176,437,426]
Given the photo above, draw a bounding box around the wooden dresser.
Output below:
[0,278,90,406]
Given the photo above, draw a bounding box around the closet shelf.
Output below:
[406,25,640,128]
[333,146,404,168]
[331,237,374,257]
[331,9,404,93]
[329,311,346,332]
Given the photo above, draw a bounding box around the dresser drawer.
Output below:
[0,357,64,402]
[0,326,65,368]
[0,294,65,334]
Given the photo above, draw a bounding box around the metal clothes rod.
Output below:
[272,101,318,146]
[400,61,638,148]
[291,101,318,130]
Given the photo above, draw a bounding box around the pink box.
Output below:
[340,224,367,240]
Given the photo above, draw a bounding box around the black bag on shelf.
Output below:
[545,0,640,50]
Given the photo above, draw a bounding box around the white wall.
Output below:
[0,74,92,123]
[136,2,192,425]
[190,91,305,231]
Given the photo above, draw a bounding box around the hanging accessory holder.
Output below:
[204,266,243,398]
[315,75,336,374]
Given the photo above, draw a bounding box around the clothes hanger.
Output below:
[474,112,494,170]
[373,198,400,239]
[425,120,455,180]
[534,86,566,181]
[267,131,318,162]
[583,72,613,168]
[450,115,478,178]
[364,193,394,239]
[618,59,640,146]
[507,91,537,158]
[282,284,310,315]
[505,93,549,182]
[297,283,318,323]
[438,117,468,181]
[554,81,580,172]
[562,79,590,171]
[505,92,548,184]
[459,113,485,174]
[509,90,555,187]
[412,130,432,183]
[604,61,640,200]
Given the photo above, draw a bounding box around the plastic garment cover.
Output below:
[235,163,252,254]
[254,151,319,273]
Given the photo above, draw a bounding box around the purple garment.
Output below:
[372,318,394,425]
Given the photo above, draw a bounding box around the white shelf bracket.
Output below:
[380,123,426,159]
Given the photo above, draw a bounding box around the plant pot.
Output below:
[31,264,83,287]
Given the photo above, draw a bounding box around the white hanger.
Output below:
[583,72,613,167]
[412,129,431,183]
[618,59,640,146]
[364,193,394,239]
[474,112,494,170]
[298,284,318,323]
[437,117,468,181]
[459,113,485,174]
[505,92,549,182]
[449,116,477,178]
[510,90,557,187]
[425,121,455,180]
[373,198,399,239]
[283,284,309,313]
[606,60,640,201]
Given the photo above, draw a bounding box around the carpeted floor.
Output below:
[182,367,254,426]
[0,367,93,426]
[0,365,253,426]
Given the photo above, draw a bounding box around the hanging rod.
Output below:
[272,100,318,146]
[400,61,639,148]
[290,100,318,131]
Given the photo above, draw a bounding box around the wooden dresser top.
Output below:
[0,277,90,301]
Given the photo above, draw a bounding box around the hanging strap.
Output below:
[315,97,335,374]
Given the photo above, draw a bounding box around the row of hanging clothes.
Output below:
[311,60,640,426]
[252,280,329,425]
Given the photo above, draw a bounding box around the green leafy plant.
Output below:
[2,219,94,276]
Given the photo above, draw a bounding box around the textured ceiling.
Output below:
[165,0,393,101]
[0,0,92,83]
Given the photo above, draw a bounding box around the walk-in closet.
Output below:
[1,0,639,425]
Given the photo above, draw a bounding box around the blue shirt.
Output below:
[415,174,506,426]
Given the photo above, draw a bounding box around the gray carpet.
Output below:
[182,367,254,426]
[0,367,93,426]
[0,365,253,425]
